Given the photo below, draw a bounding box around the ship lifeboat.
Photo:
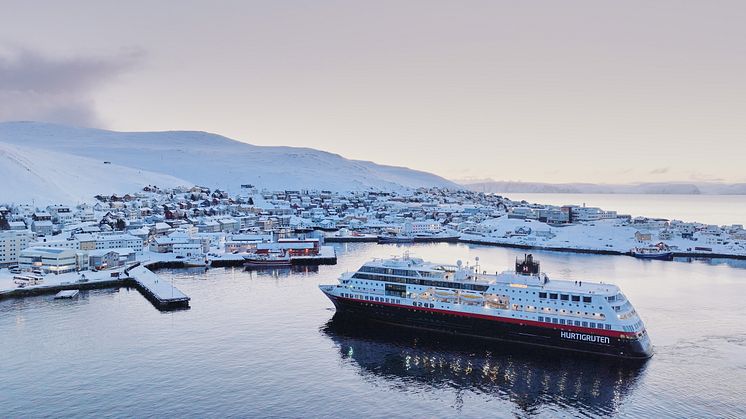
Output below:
[434,288,457,298]
[460,292,484,301]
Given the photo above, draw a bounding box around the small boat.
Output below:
[377,234,414,244]
[631,247,673,260]
[244,253,292,268]
[412,232,461,243]
[54,290,79,299]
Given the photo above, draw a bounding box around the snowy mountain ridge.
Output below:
[460,180,746,195]
[0,121,459,204]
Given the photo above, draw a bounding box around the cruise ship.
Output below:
[319,254,653,359]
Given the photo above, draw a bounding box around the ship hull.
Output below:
[377,236,414,244]
[323,291,652,360]
[632,252,673,260]
[244,260,292,268]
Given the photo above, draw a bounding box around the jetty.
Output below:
[125,264,191,310]
[0,264,190,311]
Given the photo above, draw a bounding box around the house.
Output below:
[149,236,190,253]
[256,238,320,256]
[225,234,272,253]
[8,221,27,230]
[88,248,137,270]
[403,221,442,234]
[32,220,54,236]
[635,231,652,242]
[174,243,204,259]
[88,250,120,270]
[218,218,240,233]
[153,222,172,235]
[197,220,220,233]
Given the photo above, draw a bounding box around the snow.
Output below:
[0,266,126,294]
[0,141,188,204]
[0,121,459,204]
[462,217,746,256]
[128,264,188,301]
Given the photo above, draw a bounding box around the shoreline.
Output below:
[457,238,746,260]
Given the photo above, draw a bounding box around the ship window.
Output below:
[574,321,580,326]
[552,318,558,324]
[559,319,566,325]
[549,293,558,299]
[538,316,543,321]
[596,324,603,329]
[590,322,596,328]
[571,295,580,302]
[539,292,547,298]
[583,296,592,303]
[560,294,569,301]
[605,324,611,330]
[582,321,588,327]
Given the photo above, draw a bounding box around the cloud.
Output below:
[0,48,143,127]
[649,167,669,175]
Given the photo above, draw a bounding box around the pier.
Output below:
[0,264,190,311]
[125,264,191,310]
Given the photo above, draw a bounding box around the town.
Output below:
[1,184,745,306]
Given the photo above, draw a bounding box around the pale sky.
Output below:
[1,1,745,184]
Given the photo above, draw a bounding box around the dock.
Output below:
[0,264,190,311]
[124,264,190,310]
[54,290,79,299]
[290,245,337,265]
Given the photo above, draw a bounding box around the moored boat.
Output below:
[244,252,292,268]
[377,234,414,244]
[631,246,673,260]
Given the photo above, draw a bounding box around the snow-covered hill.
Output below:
[0,121,459,203]
[0,142,188,204]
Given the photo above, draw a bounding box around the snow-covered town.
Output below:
[2,184,745,289]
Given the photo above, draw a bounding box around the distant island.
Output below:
[457,180,746,195]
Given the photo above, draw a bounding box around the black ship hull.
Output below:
[324,293,652,360]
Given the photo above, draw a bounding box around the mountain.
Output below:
[0,121,459,204]
[459,180,746,195]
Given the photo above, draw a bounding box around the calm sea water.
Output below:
[500,193,746,226]
[2,243,746,418]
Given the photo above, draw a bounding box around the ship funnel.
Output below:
[516,253,540,275]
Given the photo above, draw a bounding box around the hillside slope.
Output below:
[0,122,459,203]
[0,142,188,204]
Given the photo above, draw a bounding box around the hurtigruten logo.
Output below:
[561,331,610,344]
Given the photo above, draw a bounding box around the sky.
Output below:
[1,1,745,184]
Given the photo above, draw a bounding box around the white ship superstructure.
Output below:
[320,254,652,359]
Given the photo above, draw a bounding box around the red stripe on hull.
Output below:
[330,293,635,339]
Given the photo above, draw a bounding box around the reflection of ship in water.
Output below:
[321,315,647,416]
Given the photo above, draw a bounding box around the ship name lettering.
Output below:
[560,331,610,344]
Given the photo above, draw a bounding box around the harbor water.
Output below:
[1,242,745,418]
